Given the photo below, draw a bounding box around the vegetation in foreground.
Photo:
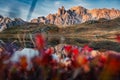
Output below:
[0,33,120,80]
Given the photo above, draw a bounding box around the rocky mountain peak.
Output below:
[0,16,26,32]
[31,6,120,26]
[71,6,87,15]
[57,6,66,16]
[70,6,86,11]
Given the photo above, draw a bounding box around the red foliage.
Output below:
[19,56,28,70]
[99,55,107,63]
[33,56,42,65]
[35,34,45,50]
[82,57,88,64]
[41,48,53,65]
[45,48,53,55]
[72,48,79,56]
[64,45,72,53]
[82,45,93,52]
[116,34,120,42]
[107,58,120,73]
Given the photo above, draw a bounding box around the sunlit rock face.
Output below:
[0,15,26,32]
[31,6,120,26]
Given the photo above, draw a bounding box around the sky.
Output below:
[0,0,120,21]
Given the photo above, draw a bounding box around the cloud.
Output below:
[0,7,9,17]
[8,7,21,18]
[0,0,31,20]
[26,0,38,21]
[54,1,61,6]
[69,0,90,8]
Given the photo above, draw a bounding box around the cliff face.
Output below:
[0,15,26,32]
[31,6,120,26]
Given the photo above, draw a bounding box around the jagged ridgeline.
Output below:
[0,15,26,32]
[31,6,120,26]
[0,6,120,31]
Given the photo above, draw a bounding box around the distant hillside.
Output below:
[0,17,120,41]
[0,17,120,52]
[59,17,120,42]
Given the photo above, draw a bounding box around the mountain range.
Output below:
[31,6,120,26]
[0,6,120,32]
